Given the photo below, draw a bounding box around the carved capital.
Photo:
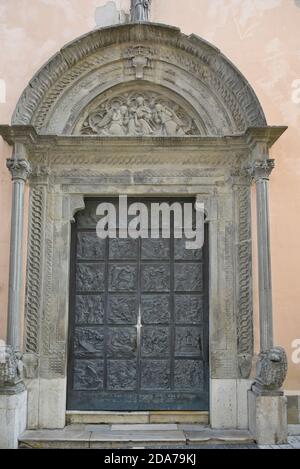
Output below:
[6,159,32,181]
[0,345,25,394]
[248,159,275,183]
[252,346,288,396]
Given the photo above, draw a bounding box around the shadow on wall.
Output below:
[95,1,129,28]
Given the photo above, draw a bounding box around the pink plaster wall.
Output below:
[0,0,299,390]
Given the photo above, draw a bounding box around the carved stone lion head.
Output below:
[255,346,288,391]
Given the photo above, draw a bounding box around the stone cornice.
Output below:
[0,125,288,152]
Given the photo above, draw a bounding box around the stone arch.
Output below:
[12,23,267,136]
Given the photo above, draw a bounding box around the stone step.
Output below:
[66,411,209,425]
[19,425,255,449]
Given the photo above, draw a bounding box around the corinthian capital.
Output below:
[248,159,275,182]
[6,159,32,181]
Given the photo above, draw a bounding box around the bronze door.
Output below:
[67,198,209,411]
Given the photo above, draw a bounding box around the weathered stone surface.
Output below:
[210,379,237,429]
[0,390,27,449]
[253,347,288,395]
[38,378,66,429]
[66,411,150,425]
[18,424,255,449]
[149,411,209,425]
[0,345,24,393]
[11,24,266,135]
[80,91,198,136]
[287,395,300,424]
[248,390,288,445]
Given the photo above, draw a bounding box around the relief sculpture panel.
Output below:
[109,264,138,291]
[76,263,105,291]
[141,327,170,357]
[68,199,209,411]
[107,360,137,391]
[80,92,199,137]
[109,238,138,260]
[75,295,105,324]
[77,233,105,259]
[174,264,202,292]
[74,327,104,357]
[174,360,203,391]
[73,360,104,391]
[141,360,170,390]
[175,295,203,324]
[141,295,170,324]
[108,295,138,324]
[107,328,137,357]
[142,264,170,292]
[175,327,202,357]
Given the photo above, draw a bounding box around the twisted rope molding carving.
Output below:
[237,185,254,379]
[25,186,45,354]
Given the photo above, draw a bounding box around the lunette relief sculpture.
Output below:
[80,92,199,137]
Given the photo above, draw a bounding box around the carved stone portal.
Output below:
[80,91,199,137]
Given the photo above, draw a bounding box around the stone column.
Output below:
[252,159,275,352]
[0,145,30,448]
[6,154,31,351]
[248,158,288,445]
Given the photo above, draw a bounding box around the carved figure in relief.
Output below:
[142,329,169,356]
[109,330,136,355]
[0,346,23,388]
[77,265,103,291]
[177,329,201,354]
[143,266,169,291]
[110,266,136,291]
[131,0,151,22]
[74,361,102,389]
[153,104,185,136]
[76,296,104,324]
[89,105,129,136]
[74,329,104,354]
[77,234,104,258]
[81,92,198,137]
[109,296,136,323]
[129,96,153,136]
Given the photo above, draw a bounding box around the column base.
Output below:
[248,389,288,445]
[0,389,27,449]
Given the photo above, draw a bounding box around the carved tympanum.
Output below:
[253,346,288,394]
[80,92,198,137]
